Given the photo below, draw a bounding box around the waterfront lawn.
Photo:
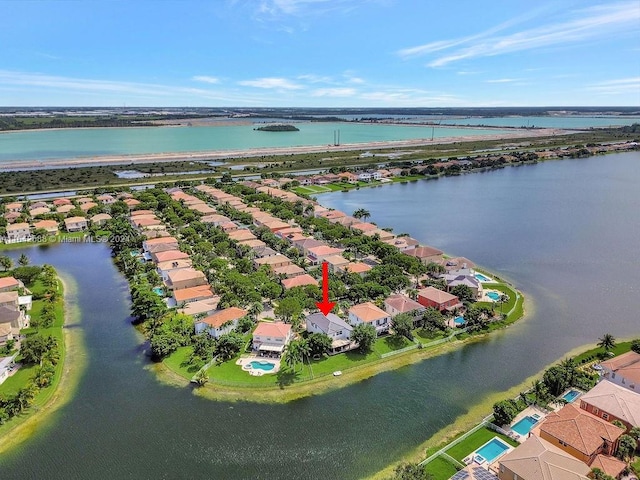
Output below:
[445,427,518,462]
[372,335,413,355]
[414,329,447,342]
[573,340,633,364]
[0,364,37,396]
[163,346,200,379]
[423,457,458,480]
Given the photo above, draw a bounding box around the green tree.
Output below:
[421,307,446,331]
[630,338,640,354]
[451,284,474,303]
[20,334,57,364]
[351,323,377,353]
[215,332,245,361]
[0,255,12,271]
[597,333,616,352]
[392,313,414,340]
[590,468,615,480]
[274,297,303,324]
[387,462,433,480]
[542,365,570,397]
[282,338,310,372]
[615,434,637,461]
[18,253,29,266]
[352,208,371,221]
[492,399,520,426]
[306,332,332,356]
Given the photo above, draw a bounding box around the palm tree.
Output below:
[597,333,616,353]
[499,294,509,317]
[559,357,578,387]
[352,208,371,222]
[0,255,12,271]
[248,302,263,320]
[531,379,549,406]
[282,339,309,373]
[18,253,29,266]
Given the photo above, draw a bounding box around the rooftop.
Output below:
[601,351,640,385]
[199,307,247,328]
[384,294,424,313]
[580,379,640,426]
[281,274,317,289]
[253,321,292,338]
[349,302,389,322]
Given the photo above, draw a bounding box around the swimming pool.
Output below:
[562,389,580,403]
[511,415,540,436]
[474,437,511,464]
[250,361,275,371]
[474,273,492,282]
[152,287,164,296]
[486,291,501,301]
[454,316,465,325]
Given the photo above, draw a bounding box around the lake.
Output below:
[0,152,638,479]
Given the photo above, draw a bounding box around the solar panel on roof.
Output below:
[450,471,469,480]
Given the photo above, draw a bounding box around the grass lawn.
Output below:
[573,340,634,364]
[632,456,640,474]
[163,346,200,379]
[445,426,518,462]
[414,328,446,342]
[423,456,458,480]
[372,335,413,355]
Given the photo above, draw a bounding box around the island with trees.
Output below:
[254,124,300,132]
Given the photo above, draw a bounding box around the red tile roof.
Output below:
[200,307,247,328]
[253,321,292,338]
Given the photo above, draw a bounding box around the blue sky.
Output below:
[1,0,639,107]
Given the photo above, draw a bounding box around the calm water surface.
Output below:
[0,152,638,479]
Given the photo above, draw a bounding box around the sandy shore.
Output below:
[0,127,568,171]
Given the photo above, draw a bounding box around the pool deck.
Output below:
[463,436,514,471]
[236,355,281,375]
[507,405,549,443]
[480,289,501,302]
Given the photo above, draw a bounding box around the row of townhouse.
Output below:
[0,276,32,347]
[453,352,640,480]
[4,214,112,243]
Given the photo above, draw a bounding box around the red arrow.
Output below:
[316,261,336,316]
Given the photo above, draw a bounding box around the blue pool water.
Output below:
[475,438,510,463]
[250,361,276,371]
[511,416,540,436]
[454,316,465,325]
[152,287,164,296]
[474,273,491,282]
[486,291,500,301]
[562,389,580,402]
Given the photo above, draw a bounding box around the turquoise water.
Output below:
[474,273,491,282]
[475,438,510,463]
[486,291,500,301]
[431,116,640,129]
[511,416,539,436]
[152,287,164,296]
[250,360,275,371]
[454,316,465,325]
[0,122,510,163]
[562,389,580,402]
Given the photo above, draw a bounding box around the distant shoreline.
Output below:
[0,127,567,170]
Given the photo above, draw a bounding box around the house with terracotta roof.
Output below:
[335,261,372,277]
[307,245,345,265]
[4,202,23,212]
[600,351,640,392]
[281,274,317,290]
[350,222,377,233]
[497,435,590,480]
[164,268,207,291]
[237,238,267,249]
[579,379,640,430]
[32,219,59,235]
[254,254,293,270]
[305,312,354,354]
[56,204,75,214]
[90,213,112,226]
[151,249,189,264]
[130,215,162,229]
[219,221,239,233]
[5,223,31,243]
[330,215,359,227]
[348,302,391,334]
[317,209,346,221]
[29,206,51,217]
[272,264,305,278]
[178,297,219,317]
[123,198,141,208]
[64,216,88,232]
[323,254,350,273]
[417,287,462,312]
[143,236,178,254]
[292,237,325,257]
[79,202,98,212]
[190,203,217,215]
[195,307,247,339]
[384,294,426,319]
[263,219,291,233]
[156,258,193,281]
[97,194,116,204]
[337,172,358,183]
[200,214,231,227]
[227,229,257,243]
[404,245,444,265]
[130,209,155,217]
[4,212,21,224]
[588,454,627,479]
[535,403,624,465]
[0,277,21,293]
[252,321,293,355]
[172,285,215,305]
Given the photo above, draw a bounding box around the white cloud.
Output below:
[192,75,220,84]
[486,78,521,83]
[311,87,357,97]
[238,77,303,89]
[398,2,640,68]
[587,77,640,95]
[255,0,364,17]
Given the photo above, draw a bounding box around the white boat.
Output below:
[333,371,342,376]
